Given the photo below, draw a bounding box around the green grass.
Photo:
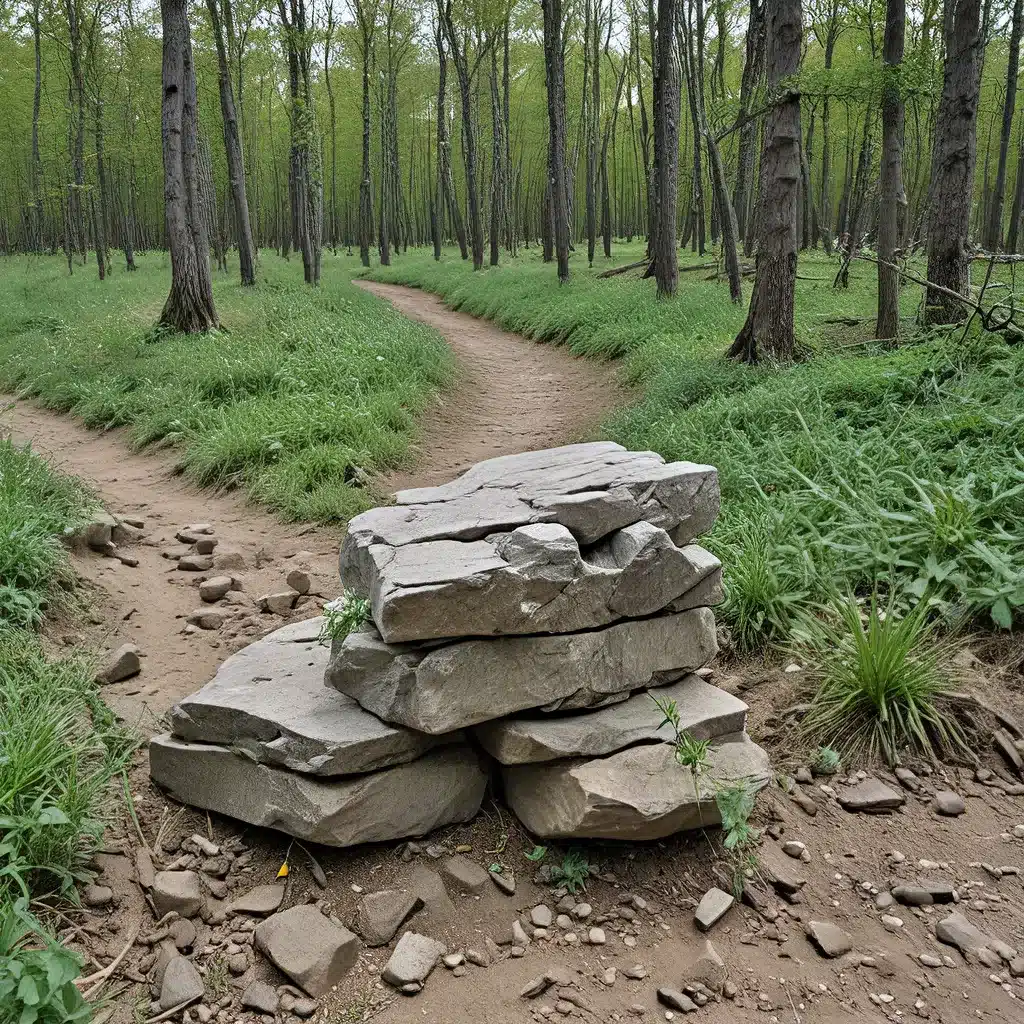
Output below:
[0,251,456,522]
[365,244,1024,637]
[0,438,96,628]
[0,440,134,1019]
[792,593,969,765]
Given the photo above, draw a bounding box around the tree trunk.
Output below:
[435,20,468,259]
[925,0,982,323]
[876,0,906,340]
[984,0,1023,250]
[66,0,87,261]
[94,98,111,278]
[733,0,765,245]
[729,0,801,361]
[357,2,375,267]
[30,0,43,252]
[542,0,571,281]
[207,0,256,284]
[489,42,503,266]
[652,0,680,296]
[158,0,218,333]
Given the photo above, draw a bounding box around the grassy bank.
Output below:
[0,251,455,521]
[0,439,134,1020]
[366,245,1024,641]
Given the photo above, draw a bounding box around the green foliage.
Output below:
[650,694,710,774]
[793,594,970,766]
[524,845,547,862]
[714,780,759,852]
[0,255,456,524]
[0,899,89,1024]
[0,630,137,902]
[0,439,94,628]
[550,851,590,895]
[319,592,371,645]
[810,746,842,776]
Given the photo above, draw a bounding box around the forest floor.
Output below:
[2,250,1024,1024]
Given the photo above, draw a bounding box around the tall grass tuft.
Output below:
[792,594,970,766]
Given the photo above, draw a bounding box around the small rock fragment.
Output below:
[97,644,141,684]
[152,871,203,919]
[933,790,966,817]
[241,982,278,1014]
[382,931,446,992]
[694,887,733,932]
[805,920,854,958]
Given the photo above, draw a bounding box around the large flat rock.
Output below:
[149,737,487,847]
[502,733,771,840]
[168,619,447,776]
[353,519,721,644]
[474,676,747,764]
[326,608,718,734]
[340,444,718,621]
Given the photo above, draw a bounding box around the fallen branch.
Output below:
[851,252,1024,340]
[596,258,648,279]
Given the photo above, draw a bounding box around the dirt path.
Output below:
[1,283,624,723]
[355,280,626,492]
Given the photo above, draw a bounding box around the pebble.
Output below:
[443,953,464,968]
[602,967,617,986]
[572,903,592,920]
[588,927,606,945]
[531,905,553,929]
[782,841,806,859]
[919,954,943,968]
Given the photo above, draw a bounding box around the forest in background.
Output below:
[0,0,1020,294]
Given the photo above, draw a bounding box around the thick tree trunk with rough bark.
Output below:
[542,0,570,281]
[984,0,1023,250]
[876,0,906,340]
[925,0,982,323]
[652,0,680,297]
[729,0,801,361]
[207,0,255,285]
[158,0,218,333]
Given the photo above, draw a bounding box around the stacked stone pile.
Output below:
[150,442,770,844]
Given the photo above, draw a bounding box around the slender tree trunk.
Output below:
[489,42,503,266]
[66,0,87,261]
[733,0,765,246]
[94,98,111,278]
[435,21,468,260]
[30,0,43,252]
[876,0,906,340]
[1009,129,1024,251]
[542,0,571,281]
[207,0,256,284]
[652,0,680,296]
[729,0,801,361]
[357,3,375,267]
[158,0,218,333]
[984,0,1023,250]
[925,0,982,323]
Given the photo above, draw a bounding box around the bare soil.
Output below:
[4,286,1024,1024]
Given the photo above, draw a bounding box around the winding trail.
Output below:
[356,280,625,492]
[1,281,625,721]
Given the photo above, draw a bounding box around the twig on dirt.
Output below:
[786,983,801,1024]
[144,994,202,1023]
[77,922,142,999]
[122,772,148,850]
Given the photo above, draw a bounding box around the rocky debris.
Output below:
[186,608,226,631]
[919,953,943,968]
[658,989,698,1013]
[178,554,214,572]
[531,905,553,929]
[994,729,1024,775]
[260,590,299,615]
[933,790,966,816]
[228,885,285,916]
[199,576,236,603]
[194,537,218,555]
[382,931,446,993]
[782,840,806,859]
[503,733,770,840]
[760,844,808,898]
[82,884,113,908]
[287,569,312,594]
[892,883,957,907]
[97,643,141,684]
[150,736,486,847]
[805,920,854,958]
[694,888,733,931]
[75,510,119,552]
[241,982,278,1014]
[439,855,490,895]
[837,778,905,813]
[159,955,204,1010]
[328,609,718,735]
[254,905,359,997]
[678,942,727,994]
[474,674,747,764]
[167,620,446,775]
[136,847,156,890]
[152,871,203,919]
[341,444,720,616]
[490,867,515,895]
[935,911,993,959]
[356,890,424,946]
[156,445,768,846]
